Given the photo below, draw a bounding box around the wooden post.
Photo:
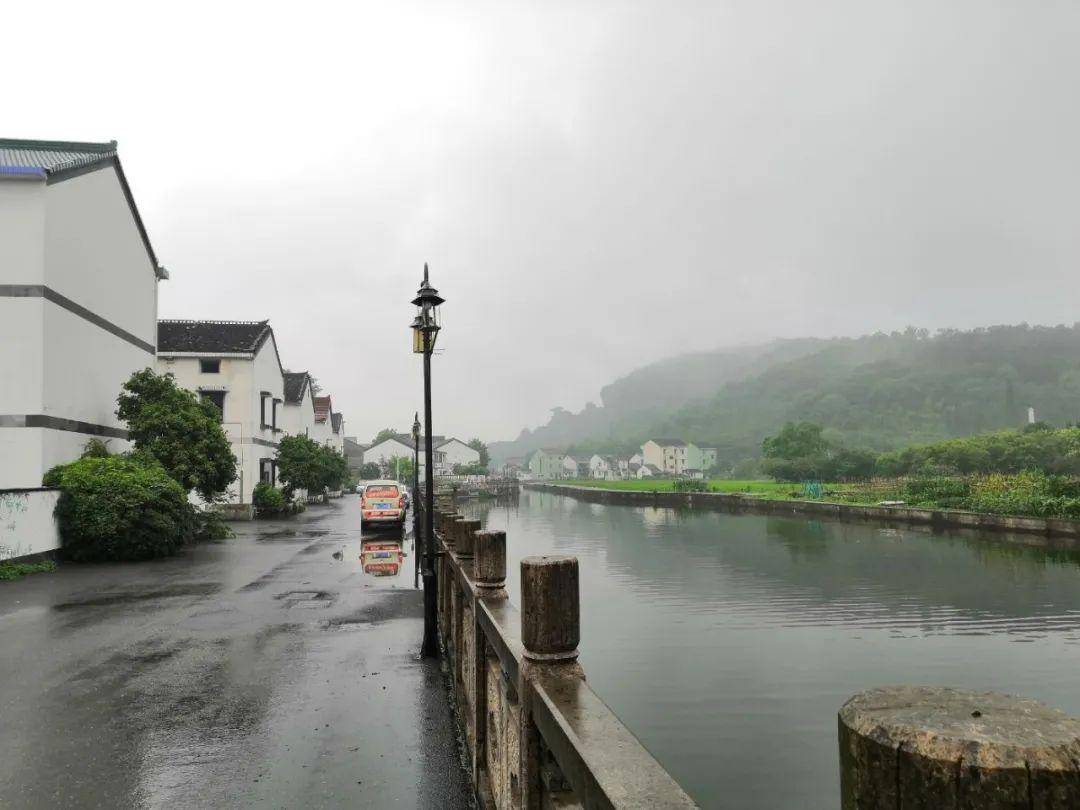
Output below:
[457,519,480,560]
[520,556,579,662]
[839,685,1080,808]
[519,556,582,809]
[474,530,507,590]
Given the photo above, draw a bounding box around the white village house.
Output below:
[527,449,567,480]
[156,320,286,505]
[437,438,481,471]
[0,139,166,491]
[281,371,317,438]
[641,438,705,476]
[312,395,335,448]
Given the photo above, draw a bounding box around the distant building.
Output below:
[330,412,345,455]
[438,438,481,472]
[157,320,285,504]
[641,439,705,476]
[527,449,566,480]
[312,396,334,447]
[281,371,316,438]
[343,436,369,475]
[701,447,718,472]
[0,138,166,488]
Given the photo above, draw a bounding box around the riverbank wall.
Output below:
[524,483,1080,547]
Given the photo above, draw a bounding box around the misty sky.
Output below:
[7,1,1080,443]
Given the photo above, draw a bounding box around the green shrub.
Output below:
[902,476,971,507]
[44,456,195,561]
[253,482,288,515]
[674,479,709,492]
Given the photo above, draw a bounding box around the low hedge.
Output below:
[43,455,195,561]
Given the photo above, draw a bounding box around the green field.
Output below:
[565,479,807,496]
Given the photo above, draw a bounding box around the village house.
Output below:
[331,412,346,455]
[641,439,704,476]
[157,320,285,505]
[312,396,335,447]
[527,449,566,480]
[0,138,166,490]
[343,437,369,477]
[366,434,449,477]
[588,454,617,480]
[701,447,718,472]
[563,455,590,478]
[637,463,661,479]
[438,438,481,472]
[281,371,316,438]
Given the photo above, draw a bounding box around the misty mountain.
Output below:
[491,324,1080,470]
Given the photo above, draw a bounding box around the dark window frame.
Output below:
[199,358,221,374]
[199,390,226,422]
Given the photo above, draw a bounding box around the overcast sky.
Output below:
[7,1,1080,442]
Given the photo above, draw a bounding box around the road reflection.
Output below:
[361,540,405,576]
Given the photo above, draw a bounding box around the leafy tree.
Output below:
[762,422,830,459]
[373,428,400,445]
[386,455,414,481]
[276,436,350,493]
[359,462,381,480]
[116,369,236,501]
[276,435,327,494]
[467,438,491,469]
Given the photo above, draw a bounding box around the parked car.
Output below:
[360,480,406,532]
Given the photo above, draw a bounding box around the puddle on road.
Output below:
[54,583,221,611]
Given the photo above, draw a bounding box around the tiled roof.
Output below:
[283,372,309,404]
[331,413,343,433]
[0,138,116,179]
[649,438,687,447]
[313,396,332,423]
[158,320,272,354]
[1,138,165,279]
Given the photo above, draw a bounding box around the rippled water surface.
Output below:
[463,491,1080,809]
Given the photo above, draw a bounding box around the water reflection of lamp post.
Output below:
[412,263,443,658]
[412,411,421,587]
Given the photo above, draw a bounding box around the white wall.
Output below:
[0,489,61,560]
[44,166,157,346]
[282,385,315,438]
[440,439,480,468]
[158,336,284,504]
[0,168,156,488]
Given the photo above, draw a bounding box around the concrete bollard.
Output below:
[452,517,470,550]
[520,556,579,662]
[442,514,460,545]
[839,685,1080,808]
[456,519,480,559]
[474,530,507,590]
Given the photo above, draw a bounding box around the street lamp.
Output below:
[412,262,444,658]
[412,411,421,588]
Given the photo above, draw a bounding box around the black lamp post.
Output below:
[412,263,443,658]
[412,411,421,588]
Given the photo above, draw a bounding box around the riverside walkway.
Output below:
[0,498,473,809]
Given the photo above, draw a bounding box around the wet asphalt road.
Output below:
[0,497,474,809]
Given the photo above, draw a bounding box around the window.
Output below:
[260,458,274,485]
[200,391,226,421]
[260,392,270,428]
[272,398,281,431]
[200,359,220,373]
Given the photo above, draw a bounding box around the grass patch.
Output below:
[0,560,57,581]
[565,478,825,496]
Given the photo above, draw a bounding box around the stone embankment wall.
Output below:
[427,498,697,809]
[525,483,1080,546]
[0,487,61,562]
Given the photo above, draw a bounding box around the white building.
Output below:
[527,449,566,480]
[312,396,334,447]
[330,412,346,455]
[588,454,611,479]
[156,320,285,504]
[0,138,166,488]
[366,434,432,478]
[281,371,316,438]
[641,439,703,476]
[437,438,481,472]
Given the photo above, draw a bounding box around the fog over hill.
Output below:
[490,324,1080,470]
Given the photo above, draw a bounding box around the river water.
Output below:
[462,490,1080,809]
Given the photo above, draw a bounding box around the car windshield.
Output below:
[365,486,399,498]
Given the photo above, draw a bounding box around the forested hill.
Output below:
[490,325,1080,470]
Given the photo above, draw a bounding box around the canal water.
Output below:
[462,490,1080,809]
